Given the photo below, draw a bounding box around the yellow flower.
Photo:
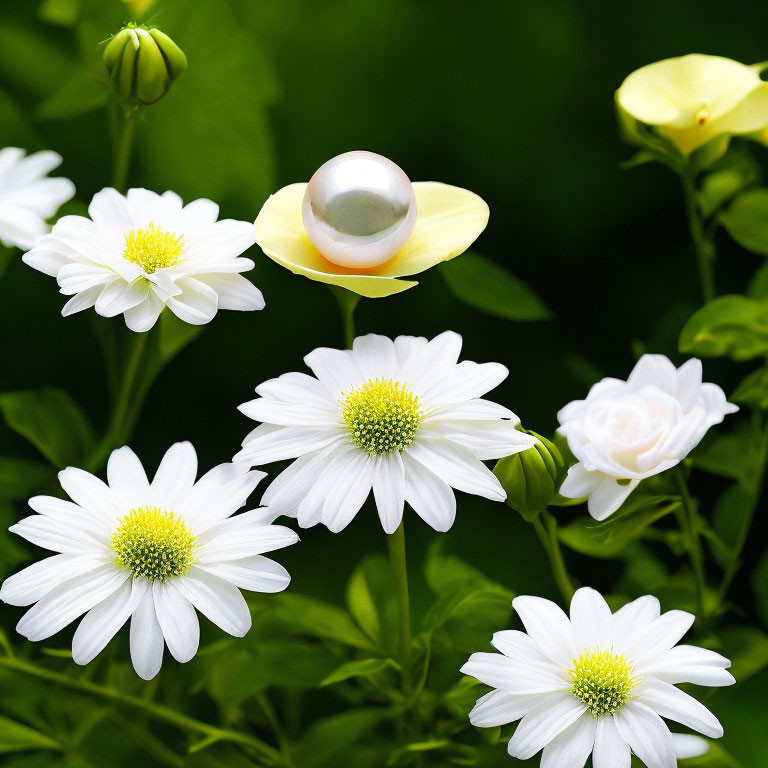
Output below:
[253,182,489,298]
[617,54,768,155]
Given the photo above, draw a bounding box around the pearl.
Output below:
[302,151,417,268]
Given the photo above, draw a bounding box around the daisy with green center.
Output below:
[234,331,536,534]
[22,187,264,332]
[0,442,298,680]
[461,587,734,767]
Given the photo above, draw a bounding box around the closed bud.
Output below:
[494,431,566,521]
[104,25,187,109]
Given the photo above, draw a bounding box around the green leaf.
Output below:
[422,583,513,637]
[747,263,768,300]
[718,626,768,682]
[263,593,373,649]
[0,458,55,500]
[558,495,680,558]
[157,308,204,361]
[753,550,768,629]
[0,388,95,468]
[440,252,551,321]
[691,425,760,483]
[732,365,768,410]
[679,295,768,361]
[320,657,399,687]
[346,554,399,654]
[36,67,107,121]
[678,739,741,767]
[293,708,387,768]
[721,188,768,256]
[0,715,60,754]
[698,153,759,218]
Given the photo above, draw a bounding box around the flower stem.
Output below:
[715,412,768,611]
[673,466,707,619]
[531,509,575,605]
[387,521,412,690]
[86,329,148,471]
[0,655,281,764]
[112,113,135,193]
[331,286,360,348]
[680,168,716,304]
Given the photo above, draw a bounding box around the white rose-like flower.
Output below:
[557,355,738,521]
[0,147,74,249]
[0,442,298,680]
[234,331,536,534]
[461,587,734,768]
[22,187,264,332]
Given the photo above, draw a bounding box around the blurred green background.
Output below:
[1,0,767,765]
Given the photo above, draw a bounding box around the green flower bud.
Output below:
[104,25,187,109]
[494,431,566,521]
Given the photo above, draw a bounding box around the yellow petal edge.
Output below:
[253,181,489,298]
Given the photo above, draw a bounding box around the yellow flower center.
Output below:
[341,378,422,455]
[568,648,637,717]
[112,506,196,581]
[123,222,184,273]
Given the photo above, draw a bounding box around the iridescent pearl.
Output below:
[302,151,417,268]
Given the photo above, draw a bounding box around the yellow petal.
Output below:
[617,54,759,128]
[253,180,488,297]
[710,81,768,134]
[253,183,416,298]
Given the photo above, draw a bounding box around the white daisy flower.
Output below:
[557,355,738,520]
[461,587,734,768]
[234,331,536,534]
[22,187,264,332]
[0,147,75,250]
[0,442,298,680]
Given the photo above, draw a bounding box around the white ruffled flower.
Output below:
[557,355,738,520]
[234,331,536,534]
[0,442,298,680]
[0,147,74,249]
[22,187,264,332]
[462,587,733,767]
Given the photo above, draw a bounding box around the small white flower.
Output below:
[22,187,264,332]
[557,354,738,520]
[461,587,734,768]
[0,442,298,680]
[0,147,74,250]
[234,331,536,534]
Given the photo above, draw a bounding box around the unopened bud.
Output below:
[104,25,187,109]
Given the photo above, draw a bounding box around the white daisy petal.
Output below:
[194,273,264,311]
[635,678,723,738]
[468,688,536,727]
[613,701,675,768]
[107,446,151,507]
[402,451,456,531]
[672,734,709,759]
[461,652,566,695]
[173,567,251,637]
[72,577,148,665]
[321,451,376,532]
[94,278,149,317]
[234,424,341,465]
[124,291,166,332]
[372,452,405,534]
[130,589,165,681]
[151,441,198,508]
[196,555,291,594]
[570,587,613,650]
[512,595,576,667]
[9,515,105,553]
[627,610,695,661]
[196,514,299,562]
[593,715,631,768]
[28,495,112,535]
[540,714,596,768]
[639,645,735,686]
[152,580,199,663]
[351,334,397,380]
[406,438,505,501]
[16,565,129,641]
[303,347,364,394]
[507,692,587,760]
[58,467,121,522]
[166,277,219,325]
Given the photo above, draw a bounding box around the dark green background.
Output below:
[0,0,766,765]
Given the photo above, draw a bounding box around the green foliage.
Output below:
[732,365,768,409]
[721,188,768,256]
[346,554,399,655]
[440,252,551,321]
[0,715,60,755]
[679,295,768,360]
[0,388,95,468]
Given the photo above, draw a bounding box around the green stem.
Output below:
[331,286,360,348]
[257,693,295,768]
[680,168,716,304]
[716,412,768,609]
[0,656,280,764]
[387,521,412,690]
[112,113,135,192]
[532,510,575,605]
[673,467,707,619]
[86,330,148,472]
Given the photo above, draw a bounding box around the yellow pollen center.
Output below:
[112,506,196,581]
[568,648,637,718]
[341,378,422,455]
[123,222,184,273]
